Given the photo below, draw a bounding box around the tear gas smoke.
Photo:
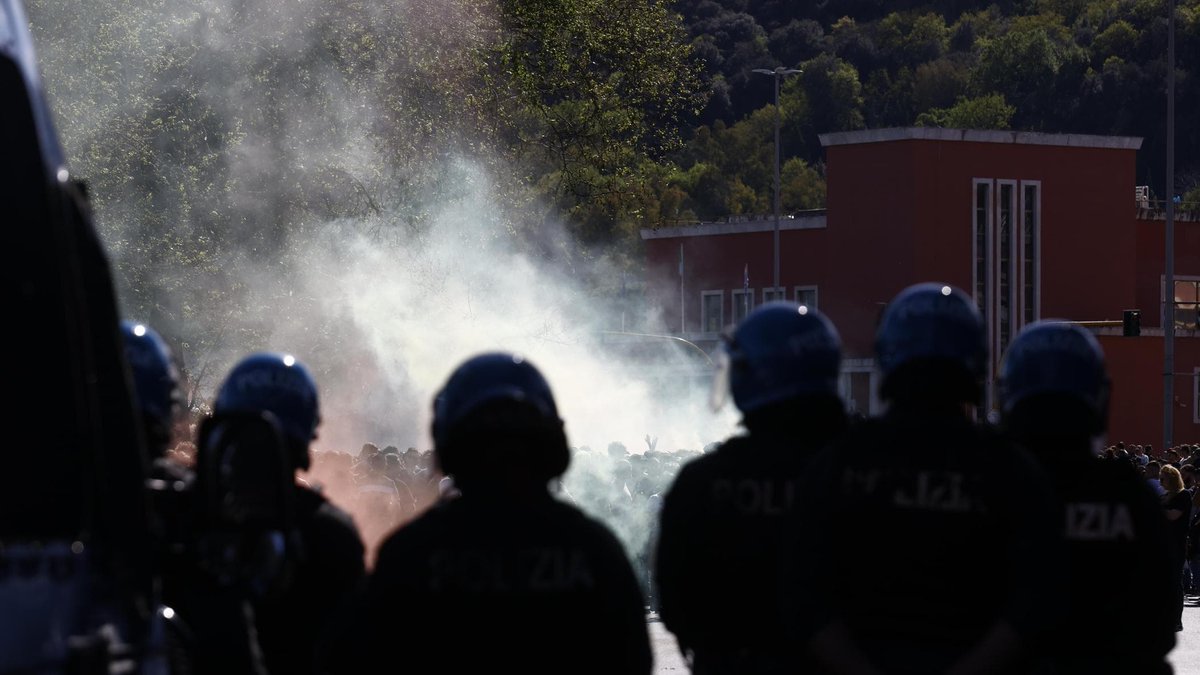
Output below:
[223,159,740,562]
[25,0,739,561]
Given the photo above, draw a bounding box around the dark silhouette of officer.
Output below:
[353,353,652,674]
[656,302,846,673]
[212,353,365,675]
[1000,321,1176,674]
[788,283,1066,674]
[125,321,268,675]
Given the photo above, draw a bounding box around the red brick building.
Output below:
[641,127,1200,446]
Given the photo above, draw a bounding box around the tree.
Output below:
[768,19,826,67]
[1184,186,1200,212]
[970,14,1088,128]
[912,56,971,111]
[794,53,865,139]
[1092,19,1139,61]
[915,93,1016,129]
[877,12,950,67]
[781,158,826,210]
[480,0,705,244]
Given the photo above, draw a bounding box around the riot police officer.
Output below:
[999,321,1176,673]
[354,353,652,673]
[212,353,365,675]
[656,302,846,673]
[123,321,266,675]
[120,320,188,588]
[789,283,1065,674]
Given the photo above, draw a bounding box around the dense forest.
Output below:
[662,0,1200,224]
[22,0,1200,400]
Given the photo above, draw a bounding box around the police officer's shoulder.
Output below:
[295,484,365,559]
[681,439,742,472]
[374,496,462,557]
[660,449,724,503]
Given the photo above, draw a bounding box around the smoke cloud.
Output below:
[26,0,738,560]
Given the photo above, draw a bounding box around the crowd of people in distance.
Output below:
[297,439,700,595]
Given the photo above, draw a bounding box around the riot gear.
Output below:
[347,353,652,673]
[875,282,986,404]
[122,321,183,452]
[999,321,1110,439]
[432,352,569,489]
[999,321,1176,673]
[720,301,842,415]
[658,304,847,673]
[214,353,320,471]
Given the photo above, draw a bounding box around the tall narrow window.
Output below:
[974,181,991,339]
[998,182,1016,358]
[732,289,754,323]
[796,285,819,310]
[1022,183,1040,324]
[849,372,872,416]
[701,291,723,333]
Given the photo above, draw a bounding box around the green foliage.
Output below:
[480,0,704,244]
[949,7,1007,50]
[913,57,971,111]
[915,93,1016,129]
[1093,19,1139,59]
[1032,0,1093,23]
[781,158,827,210]
[661,0,1200,232]
[878,12,951,66]
[1184,184,1200,212]
[970,14,1088,127]
[796,53,866,135]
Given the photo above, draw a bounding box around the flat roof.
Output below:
[819,127,1143,150]
[640,211,826,240]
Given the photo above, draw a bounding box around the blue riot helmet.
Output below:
[875,283,987,404]
[121,321,182,452]
[431,352,569,488]
[717,302,843,417]
[214,353,320,470]
[999,321,1110,439]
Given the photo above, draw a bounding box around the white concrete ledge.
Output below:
[819,127,1143,150]
[641,213,826,240]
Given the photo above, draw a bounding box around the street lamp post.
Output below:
[1164,0,1177,449]
[753,66,801,295]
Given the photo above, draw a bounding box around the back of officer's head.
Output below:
[999,321,1109,445]
[876,283,986,407]
[431,353,569,495]
[214,353,320,471]
[121,321,182,456]
[724,302,845,432]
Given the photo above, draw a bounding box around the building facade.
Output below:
[641,127,1200,446]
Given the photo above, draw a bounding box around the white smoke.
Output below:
[25,0,739,562]
[256,157,737,457]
